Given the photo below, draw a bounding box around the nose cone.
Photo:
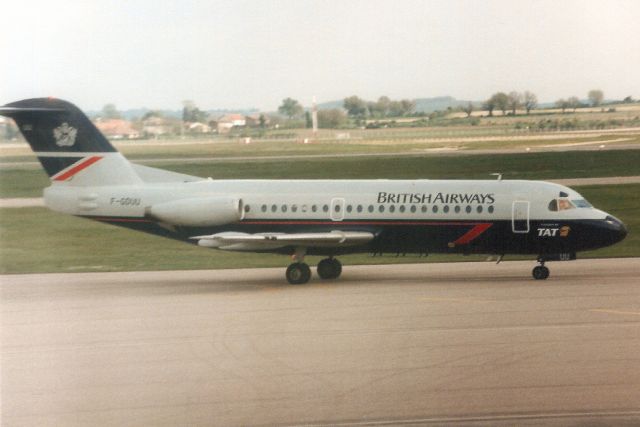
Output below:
[604,215,628,245]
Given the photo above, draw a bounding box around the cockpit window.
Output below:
[557,199,574,211]
[572,199,592,208]
[549,198,576,211]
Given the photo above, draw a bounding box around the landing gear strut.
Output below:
[532,259,550,280]
[317,257,342,280]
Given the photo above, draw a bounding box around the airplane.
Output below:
[0,98,628,284]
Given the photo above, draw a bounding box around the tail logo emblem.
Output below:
[53,122,78,147]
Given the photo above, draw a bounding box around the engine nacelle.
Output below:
[148,197,243,226]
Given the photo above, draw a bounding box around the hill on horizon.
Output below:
[316,96,478,113]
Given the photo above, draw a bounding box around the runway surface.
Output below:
[2,258,640,426]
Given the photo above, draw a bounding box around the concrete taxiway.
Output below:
[2,258,640,426]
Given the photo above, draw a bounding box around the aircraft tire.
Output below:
[532,265,550,280]
[317,258,342,280]
[286,262,311,285]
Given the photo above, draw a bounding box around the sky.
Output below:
[2,0,640,111]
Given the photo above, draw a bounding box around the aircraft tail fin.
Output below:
[0,98,142,186]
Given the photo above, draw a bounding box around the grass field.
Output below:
[0,184,637,274]
[2,127,639,161]
[1,149,640,198]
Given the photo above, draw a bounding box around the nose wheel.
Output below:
[532,263,550,280]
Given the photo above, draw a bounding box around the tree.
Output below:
[523,91,538,114]
[399,99,416,116]
[278,98,303,119]
[483,98,496,117]
[507,91,522,115]
[317,109,347,128]
[182,100,207,123]
[588,89,604,107]
[101,104,121,120]
[488,92,509,116]
[555,98,569,113]
[374,96,391,117]
[463,102,474,118]
[623,96,634,104]
[304,111,312,128]
[343,95,367,118]
[567,96,580,112]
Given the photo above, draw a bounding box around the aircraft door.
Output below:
[512,201,530,233]
[330,198,345,221]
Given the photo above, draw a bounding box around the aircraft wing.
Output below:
[191,230,374,251]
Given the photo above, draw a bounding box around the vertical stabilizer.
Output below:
[0,98,141,186]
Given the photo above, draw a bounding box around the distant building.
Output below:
[142,116,172,137]
[187,122,211,133]
[245,113,270,127]
[216,113,246,134]
[94,119,140,139]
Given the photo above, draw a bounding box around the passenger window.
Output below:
[411,205,417,213]
[271,204,277,212]
[443,205,449,213]
[488,206,494,213]
[281,204,287,212]
[334,204,341,212]
[379,205,385,213]
[399,205,406,213]
[477,205,483,213]
[323,205,329,212]
[421,205,427,213]
[389,205,395,213]
[261,205,267,212]
[312,205,318,212]
[347,205,353,213]
[368,205,374,213]
[454,206,460,213]
[292,205,298,212]
[244,205,251,212]
[357,205,363,213]
[465,206,471,213]
[433,205,438,213]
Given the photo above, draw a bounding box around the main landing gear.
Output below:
[317,257,342,280]
[532,259,550,280]
[285,249,342,285]
[286,262,312,285]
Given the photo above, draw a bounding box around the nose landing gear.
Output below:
[532,259,550,280]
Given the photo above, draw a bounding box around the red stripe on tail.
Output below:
[52,156,103,181]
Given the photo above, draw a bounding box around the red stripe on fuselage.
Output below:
[452,223,493,245]
[52,156,103,181]
[241,220,489,226]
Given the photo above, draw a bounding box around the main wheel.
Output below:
[317,258,342,280]
[532,265,550,280]
[286,262,311,284]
